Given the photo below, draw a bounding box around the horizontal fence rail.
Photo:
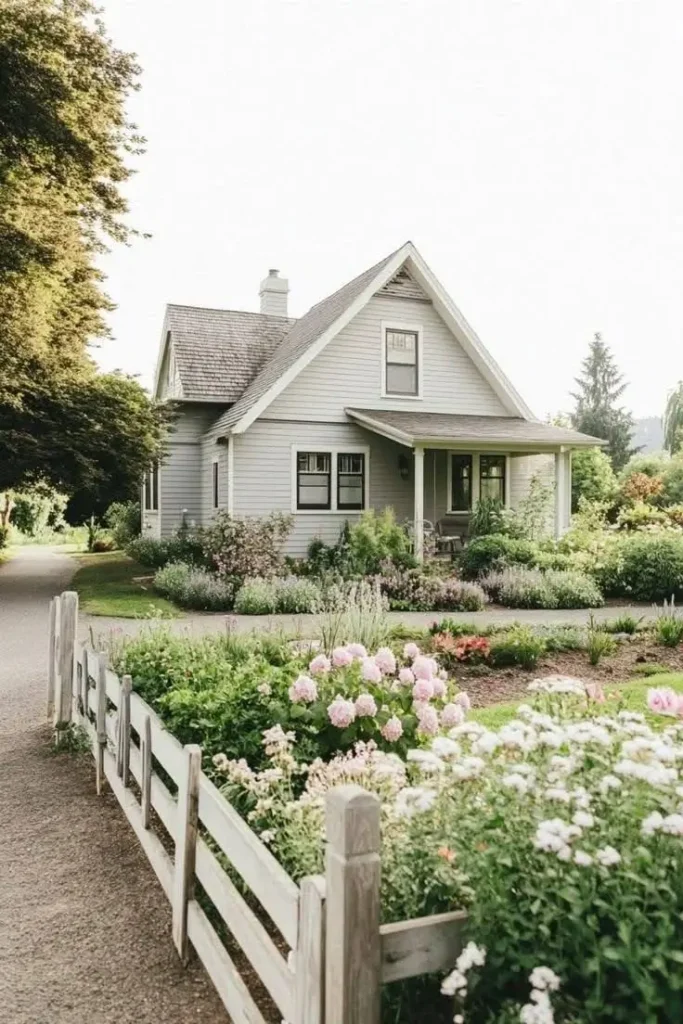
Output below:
[48,591,467,1024]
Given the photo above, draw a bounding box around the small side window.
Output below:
[212,460,219,509]
[143,463,159,512]
[337,453,365,510]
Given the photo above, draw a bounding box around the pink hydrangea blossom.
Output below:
[403,642,420,660]
[332,646,353,668]
[288,675,318,703]
[412,678,435,702]
[327,695,357,728]
[361,658,383,684]
[309,653,331,676]
[413,655,438,680]
[647,687,681,717]
[417,704,439,736]
[347,643,368,659]
[398,667,415,686]
[374,647,397,675]
[355,693,378,717]
[441,702,465,728]
[455,691,471,711]
[431,677,447,699]
[381,716,403,742]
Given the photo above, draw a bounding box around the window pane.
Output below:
[212,462,219,508]
[386,363,417,395]
[297,451,331,509]
[337,453,365,509]
[298,482,330,506]
[480,456,506,503]
[386,330,417,365]
[339,484,363,507]
[451,455,472,511]
[338,454,363,474]
[152,465,158,510]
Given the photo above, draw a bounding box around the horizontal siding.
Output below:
[159,443,202,537]
[264,294,508,422]
[166,403,224,443]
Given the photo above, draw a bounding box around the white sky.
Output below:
[97,0,683,420]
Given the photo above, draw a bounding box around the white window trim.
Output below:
[380,320,423,400]
[446,452,509,513]
[143,463,160,513]
[290,446,370,515]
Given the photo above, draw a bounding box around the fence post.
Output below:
[46,597,59,722]
[294,875,326,1024]
[95,655,108,796]
[172,743,202,963]
[141,714,152,829]
[117,675,132,786]
[80,647,88,722]
[324,786,381,1024]
[55,591,78,736]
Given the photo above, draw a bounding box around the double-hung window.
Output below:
[480,455,506,503]
[448,453,507,511]
[296,450,366,511]
[143,463,159,512]
[384,327,419,396]
[450,455,472,512]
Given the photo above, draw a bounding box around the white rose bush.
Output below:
[214,672,683,1023]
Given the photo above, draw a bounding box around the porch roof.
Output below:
[345,408,606,450]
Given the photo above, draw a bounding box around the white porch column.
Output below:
[554,450,571,538]
[414,445,425,562]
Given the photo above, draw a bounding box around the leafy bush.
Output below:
[345,508,416,575]
[602,612,643,634]
[468,497,518,538]
[128,529,208,570]
[234,576,321,615]
[652,599,683,647]
[459,534,540,579]
[104,500,141,548]
[432,632,491,667]
[377,565,487,612]
[429,618,494,638]
[571,446,617,512]
[315,578,390,653]
[482,567,604,609]
[0,524,8,549]
[202,511,293,582]
[154,561,236,610]
[594,534,683,602]
[616,501,670,531]
[488,625,546,669]
[91,535,116,552]
[620,471,664,504]
[10,486,67,538]
[632,662,672,677]
[533,624,587,652]
[586,626,617,665]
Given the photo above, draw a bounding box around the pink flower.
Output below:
[431,678,447,699]
[398,667,415,686]
[361,658,383,684]
[347,643,368,659]
[413,655,438,680]
[374,647,397,675]
[441,702,465,728]
[288,675,318,703]
[327,695,357,728]
[647,687,681,717]
[332,646,353,668]
[403,642,420,660]
[355,693,378,717]
[412,678,435,702]
[417,704,439,736]
[455,691,471,711]
[309,653,331,676]
[381,716,403,742]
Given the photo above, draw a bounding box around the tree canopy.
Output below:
[0,0,165,516]
[664,382,683,455]
[570,333,637,472]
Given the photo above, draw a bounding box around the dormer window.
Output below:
[381,322,422,398]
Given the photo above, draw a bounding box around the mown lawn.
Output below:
[470,672,683,729]
[71,551,179,618]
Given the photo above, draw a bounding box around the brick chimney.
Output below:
[259,268,289,317]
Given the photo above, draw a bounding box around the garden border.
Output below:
[48,590,467,1023]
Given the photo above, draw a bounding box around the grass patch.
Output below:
[470,672,683,730]
[71,551,180,618]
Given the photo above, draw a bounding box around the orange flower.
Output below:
[437,845,455,862]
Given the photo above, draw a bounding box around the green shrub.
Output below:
[127,530,207,570]
[345,508,416,575]
[233,576,321,615]
[429,618,494,638]
[632,662,672,677]
[586,626,617,665]
[595,534,683,602]
[532,624,587,652]
[104,500,141,548]
[603,612,644,634]
[0,524,8,549]
[482,567,604,609]
[91,535,116,552]
[652,599,683,647]
[377,566,487,612]
[616,502,670,531]
[468,497,518,538]
[154,561,235,610]
[202,511,293,581]
[459,534,539,579]
[488,625,546,669]
[571,446,618,512]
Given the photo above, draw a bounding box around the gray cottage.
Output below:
[146,242,601,559]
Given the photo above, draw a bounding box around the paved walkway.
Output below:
[0,548,228,1024]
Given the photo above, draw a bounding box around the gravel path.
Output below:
[0,548,229,1024]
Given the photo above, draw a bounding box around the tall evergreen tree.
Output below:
[664,382,683,454]
[570,333,637,471]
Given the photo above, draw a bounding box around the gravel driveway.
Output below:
[0,548,229,1024]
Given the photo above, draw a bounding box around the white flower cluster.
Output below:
[441,941,486,999]
[520,966,561,1024]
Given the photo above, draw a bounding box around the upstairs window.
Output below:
[384,327,420,396]
[337,453,365,510]
[143,463,159,512]
[297,452,331,510]
[480,455,506,503]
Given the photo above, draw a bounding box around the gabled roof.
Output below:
[155,305,294,402]
[215,241,535,435]
[346,409,606,449]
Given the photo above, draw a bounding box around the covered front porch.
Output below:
[346,408,605,561]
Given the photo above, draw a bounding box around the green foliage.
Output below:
[154,561,236,611]
[345,508,416,576]
[233,576,321,615]
[616,501,669,531]
[595,535,683,602]
[533,624,587,652]
[127,530,207,570]
[510,472,555,540]
[468,497,517,538]
[661,456,683,506]
[10,485,67,537]
[570,446,617,512]
[0,524,8,549]
[488,625,546,669]
[586,616,617,665]
[482,567,604,609]
[459,533,540,579]
[570,332,637,471]
[619,450,670,481]
[104,500,140,548]
[303,522,353,576]
[376,566,487,612]
[664,382,683,454]
[632,663,672,677]
[202,511,292,582]
[72,551,177,617]
[315,578,390,653]
[652,599,683,648]
[603,613,644,634]
[429,618,495,639]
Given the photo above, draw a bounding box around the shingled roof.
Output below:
[165,305,294,402]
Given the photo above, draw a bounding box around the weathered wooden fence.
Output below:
[48,591,466,1023]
